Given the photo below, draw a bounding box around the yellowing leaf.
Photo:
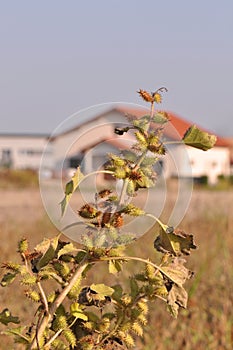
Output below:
[153,92,162,103]
[167,284,188,318]
[70,303,88,320]
[57,242,78,258]
[154,227,197,256]
[0,309,20,325]
[182,125,217,151]
[162,258,193,286]
[152,111,169,124]
[90,283,114,297]
[1,272,17,287]
[60,167,84,216]
[35,236,60,270]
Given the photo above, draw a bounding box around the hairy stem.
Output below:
[99,256,182,287]
[29,256,89,349]
[145,213,168,231]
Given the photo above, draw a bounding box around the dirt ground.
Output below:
[0,186,233,349]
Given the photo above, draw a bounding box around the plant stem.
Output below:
[118,179,129,206]
[44,316,78,348]
[163,140,183,145]
[37,282,49,314]
[118,101,154,207]
[150,101,154,124]
[84,169,114,179]
[145,213,168,231]
[99,256,182,287]
[29,256,89,349]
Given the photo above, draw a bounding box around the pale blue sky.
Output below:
[1,1,233,136]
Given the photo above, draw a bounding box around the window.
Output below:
[1,149,12,167]
[19,149,44,156]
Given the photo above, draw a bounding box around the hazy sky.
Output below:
[1,1,233,136]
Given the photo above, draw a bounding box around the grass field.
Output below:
[0,184,233,349]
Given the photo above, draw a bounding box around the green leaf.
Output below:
[108,259,122,274]
[70,303,88,320]
[111,284,123,302]
[2,326,30,344]
[167,284,188,318]
[35,235,60,270]
[121,203,145,216]
[90,283,114,297]
[130,278,139,299]
[57,242,78,258]
[1,272,17,287]
[0,309,20,325]
[182,125,217,151]
[60,167,84,216]
[162,258,193,286]
[154,227,197,256]
[152,111,169,124]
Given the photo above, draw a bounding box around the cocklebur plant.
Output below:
[0,88,216,349]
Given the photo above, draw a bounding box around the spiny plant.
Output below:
[0,88,216,349]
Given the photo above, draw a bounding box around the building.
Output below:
[224,137,233,174]
[0,133,50,170]
[0,106,231,184]
[48,106,230,185]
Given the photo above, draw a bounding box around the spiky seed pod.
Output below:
[63,329,76,348]
[123,333,135,348]
[135,131,147,146]
[1,262,21,272]
[132,322,143,337]
[137,89,153,102]
[112,213,124,228]
[67,275,82,299]
[128,170,142,181]
[98,189,112,198]
[137,300,148,315]
[146,263,155,279]
[137,313,148,325]
[56,315,68,329]
[78,204,101,219]
[21,273,37,286]
[18,238,28,254]
[121,295,132,306]
[101,211,112,227]
[25,289,41,302]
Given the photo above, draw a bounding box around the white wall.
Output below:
[0,135,49,170]
[186,146,230,184]
[51,111,131,170]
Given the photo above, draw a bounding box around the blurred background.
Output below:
[0,1,233,349]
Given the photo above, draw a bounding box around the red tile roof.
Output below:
[53,105,229,148]
[114,106,229,147]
